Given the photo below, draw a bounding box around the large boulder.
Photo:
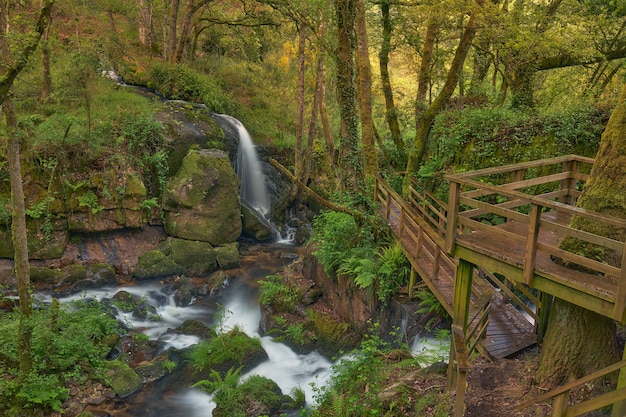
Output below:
[241,203,273,242]
[162,149,242,245]
[169,238,217,275]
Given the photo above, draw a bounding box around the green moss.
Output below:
[105,360,143,399]
[169,238,217,275]
[132,249,185,280]
[30,267,63,284]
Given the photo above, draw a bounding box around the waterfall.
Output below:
[220,114,271,216]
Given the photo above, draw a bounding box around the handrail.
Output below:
[517,359,626,416]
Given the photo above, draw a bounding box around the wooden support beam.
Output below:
[613,242,626,323]
[523,204,541,286]
[453,259,474,331]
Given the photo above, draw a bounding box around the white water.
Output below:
[222,114,271,216]
[39,247,334,415]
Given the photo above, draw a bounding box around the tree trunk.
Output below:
[167,0,180,63]
[319,67,335,170]
[138,0,154,49]
[174,0,201,63]
[415,19,437,119]
[378,0,404,153]
[302,53,325,187]
[403,7,479,194]
[538,84,626,387]
[355,0,377,181]
[288,23,307,202]
[335,0,364,193]
[41,17,52,101]
[5,98,33,380]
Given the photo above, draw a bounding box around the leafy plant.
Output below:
[77,191,104,214]
[0,299,122,414]
[259,274,299,312]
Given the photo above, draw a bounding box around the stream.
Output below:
[39,243,334,416]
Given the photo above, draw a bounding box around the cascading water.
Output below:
[223,114,272,216]
[216,114,296,243]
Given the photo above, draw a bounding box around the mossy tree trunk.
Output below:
[538,83,626,387]
[378,0,405,154]
[335,0,364,193]
[355,0,377,181]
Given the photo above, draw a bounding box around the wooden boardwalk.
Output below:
[377,181,536,359]
[376,155,626,416]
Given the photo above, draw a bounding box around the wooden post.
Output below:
[453,259,474,332]
[523,203,541,286]
[552,390,569,417]
[374,177,379,202]
[559,159,579,205]
[408,267,416,299]
[612,346,626,417]
[446,181,461,253]
[536,292,552,345]
[613,242,626,323]
[399,207,406,237]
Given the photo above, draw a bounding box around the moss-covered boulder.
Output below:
[169,238,218,275]
[212,375,298,417]
[214,243,240,269]
[132,250,185,280]
[162,149,242,245]
[105,360,143,399]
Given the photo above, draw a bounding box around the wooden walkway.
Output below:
[376,179,536,359]
[376,154,626,416]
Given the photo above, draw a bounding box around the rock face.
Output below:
[162,148,242,245]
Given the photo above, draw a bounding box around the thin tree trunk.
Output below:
[302,54,325,187]
[319,72,334,168]
[378,0,404,152]
[355,0,377,181]
[138,0,154,49]
[289,23,307,201]
[41,16,52,101]
[415,19,437,119]
[5,98,32,380]
[403,6,480,194]
[167,0,180,63]
[174,0,202,63]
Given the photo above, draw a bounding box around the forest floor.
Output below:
[414,347,616,417]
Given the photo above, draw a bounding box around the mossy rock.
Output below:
[212,375,295,417]
[0,218,68,260]
[134,355,175,384]
[30,267,63,284]
[214,243,240,269]
[133,250,185,280]
[162,149,242,245]
[169,238,218,275]
[174,319,216,339]
[105,360,143,399]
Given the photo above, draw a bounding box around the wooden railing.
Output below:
[517,359,626,417]
[449,325,471,417]
[445,154,626,323]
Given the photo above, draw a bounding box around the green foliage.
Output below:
[311,211,408,304]
[186,328,262,372]
[0,300,122,414]
[77,191,104,214]
[194,367,301,417]
[258,274,300,313]
[416,290,451,329]
[149,63,234,113]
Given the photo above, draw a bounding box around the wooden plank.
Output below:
[459,196,529,222]
[566,386,626,417]
[446,181,460,253]
[613,243,626,323]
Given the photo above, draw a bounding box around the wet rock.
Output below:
[214,242,240,269]
[241,203,273,242]
[172,319,215,339]
[134,355,175,384]
[132,249,185,280]
[105,360,143,399]
[204,270,230,295]
[162,149,242,245]
[168,238,218,275]
[174,276,197,307]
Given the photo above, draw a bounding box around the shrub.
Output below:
[0,299,122,414]
[258,274,300,313]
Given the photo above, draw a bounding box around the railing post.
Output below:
[385,191,392,220]
[399,207,406,237]
[446,181,461,253]
[552,390,569,417]
[613,242,626,323]
[559,159,579,205]
[612,347,626,417]
[523,203,541,286]
[408,266,416,299]
[374,177,379,202]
